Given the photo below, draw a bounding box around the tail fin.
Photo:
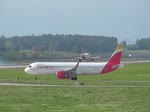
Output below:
[107,44,123,64]
[101,44,123,74]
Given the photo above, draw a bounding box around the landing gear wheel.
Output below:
[71,76,77,80]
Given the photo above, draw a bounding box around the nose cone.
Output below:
[24,67,36,75]
[24,67,30,74]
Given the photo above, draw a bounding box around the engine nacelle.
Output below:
[91,58,94,61]
[56,71,70,79]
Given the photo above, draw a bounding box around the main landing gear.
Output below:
[35,76,38,80]
[71,76,77,80]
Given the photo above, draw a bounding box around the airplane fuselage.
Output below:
[25,62,107,75]
[25,44,124,80]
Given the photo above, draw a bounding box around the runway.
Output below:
[0,65,26,69]
[0,60,150,69]
[0,61,150,88]
[0,82,150,88]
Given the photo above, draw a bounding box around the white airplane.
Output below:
[25,44,124,80]
[78,52,100,62]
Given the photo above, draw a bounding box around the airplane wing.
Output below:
[56,61,80,80]
[64,61,80,76]
[91,56,100,59]
[90,56,100,61]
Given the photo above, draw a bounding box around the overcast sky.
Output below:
[0,0,150,43]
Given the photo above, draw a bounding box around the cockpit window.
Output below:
[28,65,32,68]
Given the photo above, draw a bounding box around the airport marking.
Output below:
[0,83,150,88]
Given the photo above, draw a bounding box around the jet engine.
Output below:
[56,71,70,79]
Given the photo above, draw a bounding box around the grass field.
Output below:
[0,63,150,112]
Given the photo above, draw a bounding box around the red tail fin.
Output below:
[101,44,123,74]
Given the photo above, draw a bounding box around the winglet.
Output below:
[101,44,123,74]
[64,60,80,75]
[74,60,80,70]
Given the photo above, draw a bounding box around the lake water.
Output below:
[0,58,10,65]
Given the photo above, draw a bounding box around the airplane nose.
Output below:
[24,67,30,74]
[24,67,36,75]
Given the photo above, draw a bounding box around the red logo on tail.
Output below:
[101,44,123,74]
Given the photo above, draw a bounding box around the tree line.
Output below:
[128,38,150,50]
[0,34,118,58]
[1,34,150,58]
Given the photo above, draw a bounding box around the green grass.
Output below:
[0,63,150,112]
[125,49,150,54]
[0,87,149,112]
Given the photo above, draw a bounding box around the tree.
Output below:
[0,35,6,52]
[5,40,17,51]
[136,38,150,50]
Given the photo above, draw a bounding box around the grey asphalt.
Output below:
[0,82,150,88]
[1,60,150,69]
